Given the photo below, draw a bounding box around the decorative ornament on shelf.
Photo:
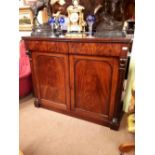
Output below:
[58,16,65,37]
[66,0,86,37]
[86,15,95,38]
[95,0,126,37]
[30,0,53,36]
[48,16,56,37]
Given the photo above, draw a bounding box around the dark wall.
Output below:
[124,0,135,20]
[51,0,104,17]
[51,0,135,24]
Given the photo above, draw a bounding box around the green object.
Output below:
[123,58,135,112]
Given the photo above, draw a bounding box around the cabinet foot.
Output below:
[110,118,120,130]
[34,98,41,107]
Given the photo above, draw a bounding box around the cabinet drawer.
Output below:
[25,41,68,54]
[69,43,126,57]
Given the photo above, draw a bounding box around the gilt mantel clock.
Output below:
[67,0,86,35]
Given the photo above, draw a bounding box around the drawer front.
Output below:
[69,42,127,57]
[25,41,68,54]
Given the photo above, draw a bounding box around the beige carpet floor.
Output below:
[19,94,134,155]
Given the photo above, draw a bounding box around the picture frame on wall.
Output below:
[19,6,33,31]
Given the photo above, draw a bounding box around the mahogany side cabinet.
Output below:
[22,36,132,130]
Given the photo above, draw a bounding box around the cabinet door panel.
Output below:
[32,52,70,110]
[70,55,118,120]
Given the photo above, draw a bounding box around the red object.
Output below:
[19,40,32,97]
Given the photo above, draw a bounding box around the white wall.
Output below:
[19,31,31,42]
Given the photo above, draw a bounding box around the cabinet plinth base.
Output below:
[36,101,121,130]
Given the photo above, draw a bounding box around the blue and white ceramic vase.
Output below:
[58,16,65,38]
[48,17,56,37]
[86,15,95,38]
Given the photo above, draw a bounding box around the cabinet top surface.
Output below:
[22,36,132,44]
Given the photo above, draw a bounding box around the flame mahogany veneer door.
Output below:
[69,55,119,124]
[32,52,70,111]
